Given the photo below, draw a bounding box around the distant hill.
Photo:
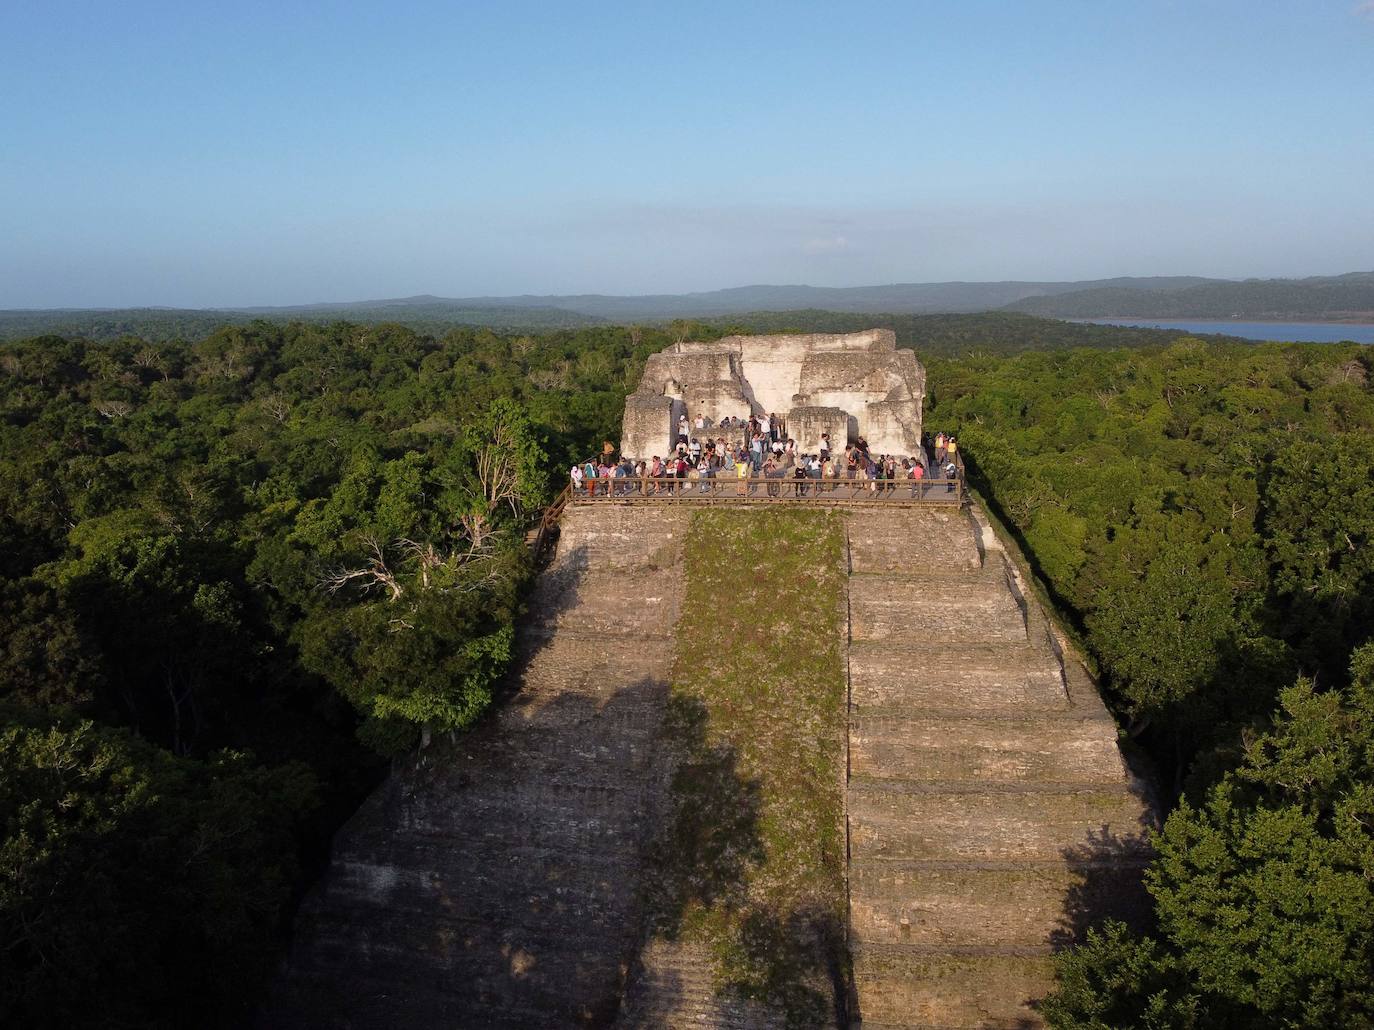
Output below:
[438,277,1219,319]
[705,310,1234,355]
[1004,272,1374,320]
[0,277,1223,341]
[0,303,604,342]
[7,273,1373,342]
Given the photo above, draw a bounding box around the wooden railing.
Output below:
[530,451,967,560]
[566,471,963,506]
[530,483,573,561]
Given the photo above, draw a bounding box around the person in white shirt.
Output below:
[570,465,584,491]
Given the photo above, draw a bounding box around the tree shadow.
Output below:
[622,692,851,1029]
[265,669,679,1029]
[641,693,766,938]
[1048,825,1155,951]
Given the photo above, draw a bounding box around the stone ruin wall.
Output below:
[620,329,926,460]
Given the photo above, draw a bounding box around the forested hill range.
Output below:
[0,307,1254,354]
[7,271,1372,342]
[1005,270,1374,320]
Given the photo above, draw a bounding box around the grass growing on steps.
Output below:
[644,509,849,1028]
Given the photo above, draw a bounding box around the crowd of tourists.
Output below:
[569,411,961,497]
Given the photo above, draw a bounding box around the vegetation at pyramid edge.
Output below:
[0,315,1371,1026]
[644,509,847,1028]
[927,341,1374,1027]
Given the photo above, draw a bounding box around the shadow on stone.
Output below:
[623,692,850,1029]
[1049,825,1155,951]
[262,534,681,1029]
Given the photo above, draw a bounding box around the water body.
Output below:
[1084,319,1374,344]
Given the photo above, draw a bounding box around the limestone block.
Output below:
[622,329,924,459]
[852,948,1055,1029]
[848,784,1155,862]
[846,509,981,572]
[848,645,1069,712]
[787,405,850,454]
[849,714,1129,784]
[553,507,690,570]
[620,394,677,463]
[863,398,924,457]
[849,861,1152,949]
[682,378,750,428]
[848,575,1028,644]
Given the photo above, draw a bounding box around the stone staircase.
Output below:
[617,940,788,1030]
[263,506,690,1029]
[265,500,1155,1029]
[842,508,1156,1029]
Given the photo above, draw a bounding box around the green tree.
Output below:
[1260,435,1374,674]
[0,716,315,1028]
[1045,644,1374,1029]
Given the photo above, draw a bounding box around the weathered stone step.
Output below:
[293,883,633,961]
[278,899,632,1027]
[851,945,1053,1029]
[516,631,671,681]
[846,509,982,574]
[849,576,1026,644]
[554,506,691,570]
[850,716,1127,785]
[525,572,679,637]
[500,688,669,741]
[848,782,1154,863]
[849,648,1067,713]
[618,940,789,1029]
[447,729,662,785]
[268,968,576,1029]
[846,560,1011,585]
[452,784,654,843]
[848,860,1151,950]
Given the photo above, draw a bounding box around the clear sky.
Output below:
[2,0,1372,307]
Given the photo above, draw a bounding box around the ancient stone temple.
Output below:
[620,329,925,458]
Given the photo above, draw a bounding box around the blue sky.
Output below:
[2,0,1372,307]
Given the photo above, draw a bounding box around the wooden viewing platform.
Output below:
[568,474,964,506]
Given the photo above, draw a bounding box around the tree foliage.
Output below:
[1044,646,1374,1028]
[0,319,687,1023]
[929,339,1374,1025]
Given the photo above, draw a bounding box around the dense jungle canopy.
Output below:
[1,316,1372,1027]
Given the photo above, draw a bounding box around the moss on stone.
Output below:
[643,508,848,1028]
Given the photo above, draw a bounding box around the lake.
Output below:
[1083,319,1374,344]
